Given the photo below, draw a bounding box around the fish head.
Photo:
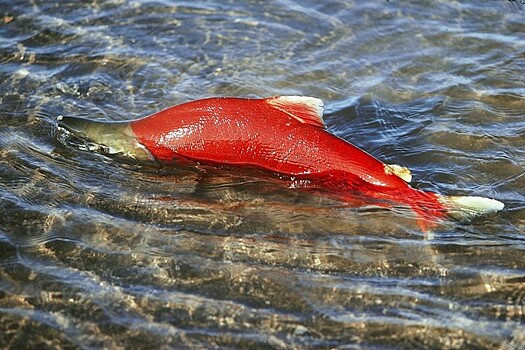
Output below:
[56,116,154,161]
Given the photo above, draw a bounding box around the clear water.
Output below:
[1,1,524,349]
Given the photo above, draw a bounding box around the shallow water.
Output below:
[1,0,524,349]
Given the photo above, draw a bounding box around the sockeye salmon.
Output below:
[56,96,504,231]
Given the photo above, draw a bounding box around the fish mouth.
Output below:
[55,115,106,153]
[57,115,92,137]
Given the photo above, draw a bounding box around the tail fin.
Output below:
[56,116,153,161]
[437,195,504,221]
[408,190,504,232]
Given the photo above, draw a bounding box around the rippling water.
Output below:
[1,0,524,349]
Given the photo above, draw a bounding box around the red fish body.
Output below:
[57,96,504,231]
[131,97,400,185]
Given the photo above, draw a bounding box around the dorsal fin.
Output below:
[266,96,325,128]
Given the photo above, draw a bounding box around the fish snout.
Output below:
[57,116,93,138]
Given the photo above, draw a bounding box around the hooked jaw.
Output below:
[56,116,154,161]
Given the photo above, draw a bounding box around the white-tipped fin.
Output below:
[384,164,412,183]
[439,195,504,221]
[266,96,325,128]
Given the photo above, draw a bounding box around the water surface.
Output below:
[1,0,524,349]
